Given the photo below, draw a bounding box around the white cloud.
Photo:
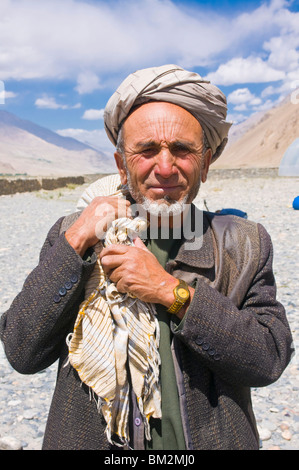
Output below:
[227,96,276,122]
[228,88,261,106]
[251,98,276,112]
[56,127,115,155]
[264,36,299,72]
[0,90,17,103]
[5,91,17,99]
[0,0,226,81]
[261,82,289,98]
[226,112,248,125]
[82,109,105,120]
[261,68,299,99]
[0,0,297,87]
[75,72,102,95]
[35,94,81,110]
[0,0,298,124]
[35,95,68,110]
[231,0,288,37]
[206,57,286,86]
[287,68,299,83]
[203,1,298,94]
[233,104,248,112]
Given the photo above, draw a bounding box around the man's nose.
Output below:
[154,149,178,179]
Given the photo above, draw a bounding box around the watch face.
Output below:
[177,287,189,300]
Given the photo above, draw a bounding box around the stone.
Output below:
[0,436,23,450]
[258,427,272,441]
[269,407,279,413]
[23,409,39,420]
[281,430,292,441]
[7,399,22,407]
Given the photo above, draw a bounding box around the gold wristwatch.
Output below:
[167,279,190,315]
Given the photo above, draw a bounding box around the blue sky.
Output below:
[0,0,298,155]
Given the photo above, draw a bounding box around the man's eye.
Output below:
[172,145,190,155]
[141,148,157,156]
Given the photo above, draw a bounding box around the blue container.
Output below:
[218,208,248,219]
[293,196,299,210]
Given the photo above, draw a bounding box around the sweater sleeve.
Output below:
[172,223,294,387]
[0,217,97,374]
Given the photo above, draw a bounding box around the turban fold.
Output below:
[104,64,232,162]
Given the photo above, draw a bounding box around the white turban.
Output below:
[104,64,232,162]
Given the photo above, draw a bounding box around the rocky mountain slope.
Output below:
[214,94,299,169]
[0,111,116,176]
[1,94,298,176]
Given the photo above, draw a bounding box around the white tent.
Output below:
[279,138,299,176]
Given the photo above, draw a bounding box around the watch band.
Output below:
[167,298,185,314]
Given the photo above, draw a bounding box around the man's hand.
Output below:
[99,237,194,318]
[65,196,131,257]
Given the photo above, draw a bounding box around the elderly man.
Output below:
[0,65,294,451]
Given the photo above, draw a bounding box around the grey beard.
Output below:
[124,162,201,216]
[140,195,188,217]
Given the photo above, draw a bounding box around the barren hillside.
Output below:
[214,96,299,169]
[0,111,116,176]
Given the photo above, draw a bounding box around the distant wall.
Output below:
[0,176,85,196]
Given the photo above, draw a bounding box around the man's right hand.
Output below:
[65,196,132,257]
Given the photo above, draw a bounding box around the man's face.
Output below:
[114,102,211,209]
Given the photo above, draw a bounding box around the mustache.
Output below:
[140,196,188,217]
[124,165,202,208]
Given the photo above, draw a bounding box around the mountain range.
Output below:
[0,110,116,176]
[214,93,299,169]
[0,93,298,177]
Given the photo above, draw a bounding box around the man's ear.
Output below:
[201,149,212,183]
[114,152,127,185]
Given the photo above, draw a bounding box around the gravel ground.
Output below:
[0,170,298,450]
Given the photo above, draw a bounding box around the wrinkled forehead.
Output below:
[121,101,204,145]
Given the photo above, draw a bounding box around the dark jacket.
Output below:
[0,209,294,450]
